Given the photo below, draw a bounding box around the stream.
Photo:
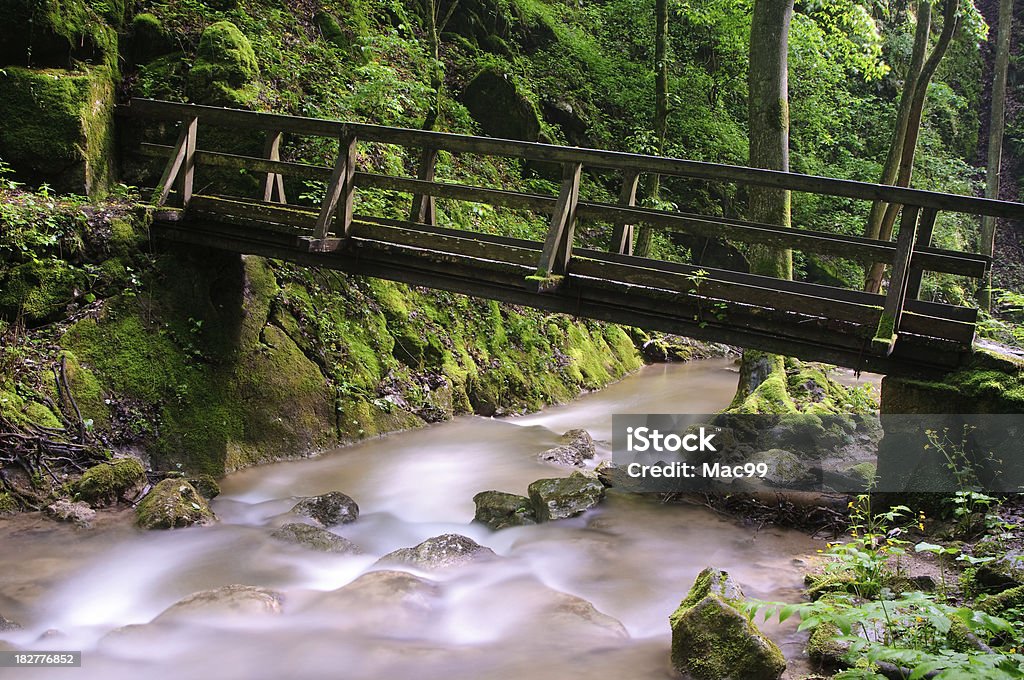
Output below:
[0,359,873,679]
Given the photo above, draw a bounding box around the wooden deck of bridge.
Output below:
[118,98,1024,377]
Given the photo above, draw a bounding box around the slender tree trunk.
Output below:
[864,0,959,293]
[978,0,1013,310]
[635,0,670,258]
[732,0,794,408]
[422,0,459,131]
[863,1,931,242]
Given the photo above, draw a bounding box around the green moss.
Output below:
[979,585,1024,615]
[0,492,17,515]
[0,259,81,323]
[131,13,173,63]
[0,65,116,195]
[807,621,845,663]
[23,402,63,429]
[187,21,260,107]
[732,372,796,414]
[462,66,543,141]
[76,458,146,506]
[0,0,118,69]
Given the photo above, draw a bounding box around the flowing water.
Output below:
[0,359,874,679]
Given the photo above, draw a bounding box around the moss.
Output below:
[130,13,173,63]
[0,492,17,515]
[76,458,146,506]
[0,259,81,323]
[0,0,118,69]
[979,584,1024,615]
[462,66,543,141]
[23,402,63,429]
[732,372,796,414]
[187,21,260,107]
[0,384,62,429]
[0,66,116,195]
[807,621,845,664]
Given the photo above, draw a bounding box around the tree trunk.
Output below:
[422,0,459,131]
[864,0,959,293]
[863,1,931,242]
[978,0,1013,310]
[732,0,794,407]
[634,0,670,258]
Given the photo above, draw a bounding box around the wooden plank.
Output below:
[152,127,188,206]
[123,98,1024,219]
[873,206,920,355]
[409,147,438,226]
[189,195,317,229]
[312,136,357,244]
[349,221,540,265]
[609,169,640,255]
[178,116,197,208]
[905,207,936,300]
[355,172,556,212]
[537,162,583,280]
[262,131,287,204]
[137,144,335,181]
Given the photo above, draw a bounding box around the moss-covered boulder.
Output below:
[187,21,260,107]
[746,449,813,488]
[669,567,786,680]
[462,67,542,141]
[377,533,496,569]
[130,13,174,64]
[270,523,363,554]
[0,259,82,324]
[290,491,359,527]
[136,479,216,529]
[0,66,117,195]
[473,490,537,529]
[979,584,1024,615]
[187,474,221,500]
[538,428,596,467]
[0,0,118,69]
[76,458,146,507]
[528,471,604,522]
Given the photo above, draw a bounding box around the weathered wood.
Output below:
[312,136,357,245]
[262,131,287,204]
[123,98,1024,219]
[152,127,189,206]
[137,144,334,181]
[178,116,198,208]
[189,195,318,230]
[537,162,582,281]
[409,147,438,226]
[356,172,556,212]
[610,169,640,254]
[906,207,937,300]
[873,206,920,355]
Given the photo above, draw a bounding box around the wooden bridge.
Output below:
[119,98,1024,376]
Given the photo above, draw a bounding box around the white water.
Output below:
[0,360,860,679]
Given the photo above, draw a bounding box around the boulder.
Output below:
[304,571,441,635]
[76,457,146,507]
[45,499,96,527]
[136,479,216,530]
[528,471,605,522]
[377,534,496,569]
[270,523,362,554]
[153,585,283,623]
[187,21,260,107]
[669,567,785,680]
[472,490,537,530]
[538,429,596,467]
[461,67,542,141]
[290,491,359,527]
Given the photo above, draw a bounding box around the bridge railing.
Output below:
[120,98,1024,360]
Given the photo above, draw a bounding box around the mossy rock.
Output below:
[0,493,17,515]
[130,13,174,64]
[462,67,542,141]
[0,259,81,324]
[377,533,496,569]
[0,0,118,69]
[76,457,146,507]
[187,21,260,107]
[188,474,221,500]
[670,567,786,680]
[807,620,846,666]
[979,584,1024,615]
[472,490,537,529]
[270,523,363,554]
[290,491,359,527]
[528,471,604,522]
[136,479,216,529]
[0,66,117,195]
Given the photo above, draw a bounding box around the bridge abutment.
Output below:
[876,346,1024,496]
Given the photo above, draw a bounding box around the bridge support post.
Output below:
[904,207,937,300]
[871,204,920,356]
[152,115,197,208]
[535,161,582,290]
[312,135,357,248]
[410,147,437,226]
[610,168,640,255]
[262,130,287,204]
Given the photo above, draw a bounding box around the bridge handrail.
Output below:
[122,98,1024,221]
